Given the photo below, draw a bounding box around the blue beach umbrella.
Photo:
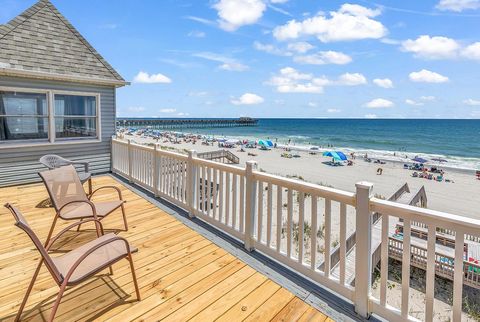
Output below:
[323,151,348,161]
[412,157,428,163]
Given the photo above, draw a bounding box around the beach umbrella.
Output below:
[258,140,268,147]
[323,151,348,161]
[412,157,428,163]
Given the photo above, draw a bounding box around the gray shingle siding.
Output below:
[0,76,116,187]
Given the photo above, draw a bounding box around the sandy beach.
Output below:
[123,132,480,220]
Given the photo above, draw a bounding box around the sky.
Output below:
[2,0,480,119]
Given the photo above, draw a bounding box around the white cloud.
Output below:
[364,98,394,108]
[270,0,289,3]
[253,41,291,56]
[193,52,249,71]
[177,112,190,117]
[220,62,249,71]
[231,93,265,105]
[364,114,378,119]
[405,99,424,106]
[133,71,172,84]
[308,102,318,107]
[294,51,352,65]
[213,0,266,31]
[159,108,177,113]
[266,67,366,93]
[373,78,394,88]
[436,0,480,12]
[188,30,206,38]
[471,110,480,117]
[461,42,480,60]
[337,72,367,85]
[327,108,341,113]
[287,42,314,53]
[420,95,436,101]
[273,4,387,42]
[463,98,480,106]
[401,35,460,59]
[409,69,449,83]
[188,91,209,96]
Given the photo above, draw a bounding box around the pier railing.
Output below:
[112,138,480,322]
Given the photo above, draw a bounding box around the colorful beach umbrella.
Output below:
[323,151,348,161]
[412,157,428,163]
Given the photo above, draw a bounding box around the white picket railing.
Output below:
[111,138,480,322]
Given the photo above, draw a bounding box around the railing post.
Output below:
[153,144,160,197]
[354,181,373,318]
[244,160,258,251]
[187,150,197,218]
[127,139,133,182]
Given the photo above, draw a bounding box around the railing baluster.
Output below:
[219,170,224,222]
[213,168,218,219]
[311,196,317,270]
[232,174,237,228]
[225,172,230,225]
[196,165,201,212]
[201,166,206,214]
[287,189,293,258]
[267,182,273,247]
[240,176,245,233]
[206,166,211,216]
[298,192,305,264]
[425,225,436,322]
[453,230,464,322]
[276,185,282,252]
[257,181,264,243]
[401,219,411,318]
[339,202,346,285]
[380,214,389,306]
[324,198,331,277]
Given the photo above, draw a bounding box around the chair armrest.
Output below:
[57,200,100,222]
[88,186,124,201]
[46,219,103,251]
[70,161,89,173]
[64,236,132,282]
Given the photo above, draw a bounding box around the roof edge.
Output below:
[0,67,130,87]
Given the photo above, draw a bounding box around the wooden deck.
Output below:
[0,176,330,321]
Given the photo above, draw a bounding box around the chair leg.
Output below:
[15,259,43,322]
[76,219,83,232]
[45,215,59,247]
[49,281,67,322]
[121,204,128,231]
[127,253,141,301]
[88,178,93,196]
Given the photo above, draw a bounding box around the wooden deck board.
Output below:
[0,176,328,321]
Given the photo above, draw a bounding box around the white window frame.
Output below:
[0,86,102,148]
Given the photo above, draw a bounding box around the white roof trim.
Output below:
[0,67,130,87]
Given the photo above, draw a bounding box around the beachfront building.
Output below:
[0,0,127,186]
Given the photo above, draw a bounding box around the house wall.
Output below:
[0,76,117,186]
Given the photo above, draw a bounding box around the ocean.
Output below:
[139,119,480,170]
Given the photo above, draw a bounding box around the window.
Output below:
[0,91,49,141]
[0,88,100,146]
[54,94,97,139]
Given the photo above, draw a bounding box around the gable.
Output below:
[0,0,126,86]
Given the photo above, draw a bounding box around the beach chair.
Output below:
[437,175,443,182]
[40,154,92,195]
[4,203,140,322]
[39,165,128,245]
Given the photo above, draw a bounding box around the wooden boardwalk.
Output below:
[0,176,329,321]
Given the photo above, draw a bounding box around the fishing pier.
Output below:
[117,117,258,130]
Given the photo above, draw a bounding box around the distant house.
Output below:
[0,0,127,186]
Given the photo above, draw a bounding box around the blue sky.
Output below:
[2,0,480,119]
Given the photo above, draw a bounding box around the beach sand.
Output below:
[122,133,480,321]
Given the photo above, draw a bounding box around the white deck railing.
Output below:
[112,138,480,322]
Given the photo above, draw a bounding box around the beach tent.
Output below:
[266,140,274,147]
[412,157,428,163]
[323,151,348,161]
[226,138,239,145]
[258,140,269,147]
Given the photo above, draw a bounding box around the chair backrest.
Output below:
[38,165,88,211]
[4,203,64,283]
[39,154,70,170]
